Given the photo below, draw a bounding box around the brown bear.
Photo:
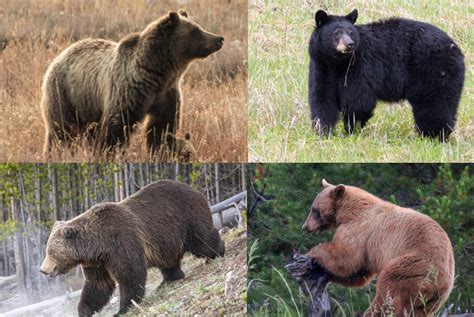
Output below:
[39,180,225,316]
[41,10,224,157]
[302,179,454,317]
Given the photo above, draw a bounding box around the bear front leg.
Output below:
[98,114,130,152]
[146,88,180,153]
[113,264,147,316]
[308,62,339,136]
[306,242,368,286]
[78,266,116,317]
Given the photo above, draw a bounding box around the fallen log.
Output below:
[0,275,16,287]
[285,251,332,317]
[0,290,81,317]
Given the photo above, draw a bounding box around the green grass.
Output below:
[249,0,474,162]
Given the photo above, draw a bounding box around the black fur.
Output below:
[308,9,465,140]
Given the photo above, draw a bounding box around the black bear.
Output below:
[308,9,465,140]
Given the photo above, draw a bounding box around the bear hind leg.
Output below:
[190,230,225,260]
[409,95,457,141]
[160,264,185,283]
[366,253,445,317]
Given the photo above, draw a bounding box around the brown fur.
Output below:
[41,10,224,157]
[302,179,455,317]
[40,180,224,316]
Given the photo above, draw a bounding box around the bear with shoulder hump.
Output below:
[41,10,224,157]
[39,180,225,316]
[308,9,465,140]
[302,179,454,316]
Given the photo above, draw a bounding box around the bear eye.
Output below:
[334,29,342,36]
[311,207,321,220]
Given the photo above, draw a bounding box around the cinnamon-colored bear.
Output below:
[302,179,454,317]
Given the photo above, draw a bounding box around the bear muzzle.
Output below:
[336,35,355,54]
[215,36,224,50]
[39,256,59,278]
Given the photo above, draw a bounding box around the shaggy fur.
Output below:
[40,180,225,316]
[41,10,224,156]
[308,9,465,139]
[302,179,455,317]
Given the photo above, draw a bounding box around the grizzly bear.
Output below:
[302,179,454,316]
[308,9,465,140]
[39,180,225,316]
[41,10,224,156]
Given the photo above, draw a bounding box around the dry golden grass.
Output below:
[0,0,248,163]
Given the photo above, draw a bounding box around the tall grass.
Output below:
[248,0,473,162]
[0,0,248,162]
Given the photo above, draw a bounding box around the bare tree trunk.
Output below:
[138,164,145,188]
[114,167,120,202]
[48,164,59,221]
[203,165,210,201]
[175,164,180,181]
[119,165,125,200]
[124,164,130,198]
[47,164,62,289]
[2,239,9,276]
[11,196,30,302]
[35,164,43,256]
[129,164,137,194]
[215,164,220,204]
[83,165,90,210]
[241,164,247,192]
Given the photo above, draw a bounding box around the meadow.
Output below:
[0,0,248,163]
[249,0,473,162]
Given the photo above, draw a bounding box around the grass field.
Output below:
[0,0,248,163]
[249,0,473,162]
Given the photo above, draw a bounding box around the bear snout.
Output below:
[215,36,224,49]
[40,256,59,277]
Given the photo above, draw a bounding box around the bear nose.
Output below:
[39,268,47,275]
[216,37,224,48]
[347,42,354,49]
[302,224,308,232]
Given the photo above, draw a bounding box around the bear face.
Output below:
[144,10,224,62]
[311,9,360,59]
[40,221,83,277]
[302,179,345,234]
[171,10,224,59]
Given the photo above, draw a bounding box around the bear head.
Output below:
[143,10,224,61]
[40,220,83,277]
[310,9,360,60]
[302,179,346,234]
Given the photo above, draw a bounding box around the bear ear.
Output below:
[168,12,180,25]
[345,9,358,24]
[63,227,77,240]
[331,185,345,199]
[315,10,329,28]
[321,179,333,188]
[179,9,188,18]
